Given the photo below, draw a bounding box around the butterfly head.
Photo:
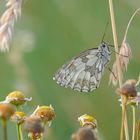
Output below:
[99,42,110,54]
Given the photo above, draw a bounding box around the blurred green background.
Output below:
[0,0,140,140]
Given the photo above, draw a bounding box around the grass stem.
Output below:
[108,0,129,140]
[132,105,136,140]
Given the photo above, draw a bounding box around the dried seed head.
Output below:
[119,40,132,70]
[24,116,44,139]
[125,79,137,86]
[78,114,97,129]
[0,103,15,120]
[11,111,26,124]
[117,83,137,97]
[32,105,55,123]
[109,40,132,86]
[2,91,32,106]
[0,0,22,51]
[71,127,98,140]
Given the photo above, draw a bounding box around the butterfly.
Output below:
[53,42,111,92]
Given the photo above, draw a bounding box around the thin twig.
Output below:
[108,0,129,140]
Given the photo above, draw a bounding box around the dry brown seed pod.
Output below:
[71,126,98,140]
[117,83,137,97]
[24,116,44,139]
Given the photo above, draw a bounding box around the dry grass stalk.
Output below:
[108,1,130,140]
[110,8,140,86]
[0,0,22,52]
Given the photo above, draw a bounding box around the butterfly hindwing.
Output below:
[53,43,110,93]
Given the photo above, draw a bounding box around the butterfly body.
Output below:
[53,42,110,92]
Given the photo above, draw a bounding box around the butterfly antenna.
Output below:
[101,22,109,42]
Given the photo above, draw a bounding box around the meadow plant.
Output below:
[72,114,98,140]
[0,91,55,140]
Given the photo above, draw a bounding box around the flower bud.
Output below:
[32,105,55,123]
[0,103,15,120]
[11,111,26,124]
[78,114,97,129]
[4,91,32,106]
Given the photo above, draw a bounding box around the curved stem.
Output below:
[2,119,8,140]
[108,1,129,140]
[123,8,140,41]
[132,105,136,140]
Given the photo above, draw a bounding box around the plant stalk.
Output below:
[132,105,136,140]
[108,0,129,140]
[2,119,8,140]
[16,124,23,140]
[137,130,139,140]
[122,96,129,140]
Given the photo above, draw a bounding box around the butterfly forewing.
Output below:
[53,42,110,92]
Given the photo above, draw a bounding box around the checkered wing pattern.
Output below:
[53,43,110,92]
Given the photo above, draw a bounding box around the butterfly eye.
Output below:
[102,44,106,48]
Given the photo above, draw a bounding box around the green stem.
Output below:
[16,106,19,111]
[132,105,136,140]
[2,119,8,140]
[16,124,23,140]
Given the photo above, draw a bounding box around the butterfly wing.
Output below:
[53,47,109,92]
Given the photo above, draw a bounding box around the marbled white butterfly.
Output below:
[53,42,111,92]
